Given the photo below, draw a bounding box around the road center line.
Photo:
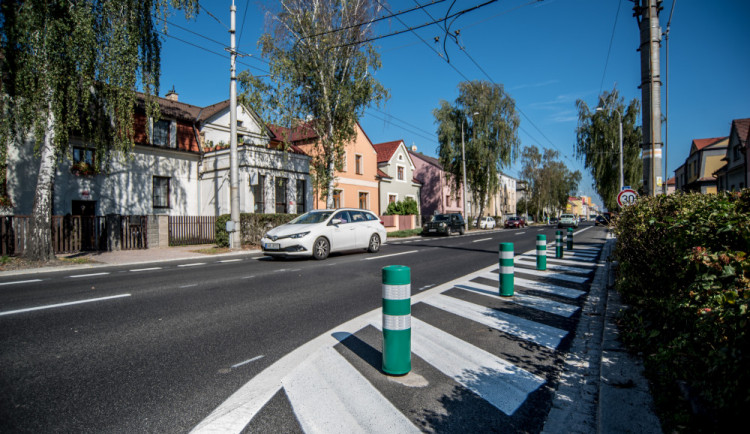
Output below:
[0,293,131,317]
[472,238,492,243]
[130,267,162,272]
[363,250,419,260]
[219,259,242,263]
[515,231,526,235]
[0,279,42,286]
[179,284,198,288]
[69,272,110,278]
[178,263,206,267]
[231,355,265,369]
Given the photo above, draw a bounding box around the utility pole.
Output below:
[634,0,663,196]
[229,0,240,248]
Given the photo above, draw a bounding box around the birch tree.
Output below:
[0,0,198,261]
[434,80,520,221]
[240,0,388,207]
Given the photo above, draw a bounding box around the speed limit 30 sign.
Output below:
[617,188,638,207]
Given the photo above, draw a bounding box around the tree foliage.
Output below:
[434,80,519,220]
[519,145,581,220]
[0,0,198,261]
[239,0,387,207]
[575,88,642,210]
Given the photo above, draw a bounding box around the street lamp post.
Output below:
[597,106,624,193]
[461,111,479,232]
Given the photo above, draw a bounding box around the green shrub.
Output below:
[614,190,750,431]
[385,197,419,215]
[215,213,300,247]
[215,214,231,247]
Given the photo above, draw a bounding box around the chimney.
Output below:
[165,86,178,101]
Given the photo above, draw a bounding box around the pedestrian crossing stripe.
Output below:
[489,267,590,284]
[455,282,580,318]
[422,294,568,350]
[545,252,597,261]
[512,276,586,299]
[520,253,599,268]
[372,317,546,415]
[515,257,593,275]
[284,346,420,434]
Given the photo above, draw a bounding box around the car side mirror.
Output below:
[330,218,342,225]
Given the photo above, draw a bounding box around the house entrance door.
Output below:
[72,200,98,250]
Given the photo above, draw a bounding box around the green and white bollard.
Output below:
[499,242,514,297]
[536,234,547,271]
[382,265,411,375]
[556,230,564,258]
[567,227,574,250]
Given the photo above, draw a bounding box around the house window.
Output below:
[73,147,95,165]
[333,189,342,209]
[446,194,451,206]
[340,151,347,172]
[153,119,171,147]
[355,154,363,175]
[389,194,397,204]
[275,177,288,213]
[397,166,404,181]
[253,175,265,213]
[359,192,368,209]
[153,176,170,208]
[296,179,306,214]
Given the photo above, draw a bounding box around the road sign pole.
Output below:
[536,235,546,270]
[499,243,514,296]
[382,265,411,375]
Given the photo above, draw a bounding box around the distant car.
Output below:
[595,213,612,226]
[477,216,496,229]
[525,216,534,225]
[261,208,387,260]
[423,213,465,236]
[558,213,578,229]
[549,217,559,225]
[504,216,526,229]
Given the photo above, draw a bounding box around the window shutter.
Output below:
[170,121,177,148]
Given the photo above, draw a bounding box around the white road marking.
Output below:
[545,252,597,261]
[372,317,546,415]
[231,355,265,369]
[284,346,420,433]
[507,267,589,284]
[423,294,568,350]
[519,252,599,268]
[573,226,593,236]
[480,271,586,299]
[455,282,579,318]
[418,284,435,291]
[178,263,206,267]
[515,257,593,275]
[219,259,242,263]
[0,279,42,286]
[69,272,110,278]
[0,293,131,317]
[472,238,492,243]
[241,276,255,279]
[179,284,198,288]
[130,267,162,272]
[515,231,526,235]
[363,250,418,260]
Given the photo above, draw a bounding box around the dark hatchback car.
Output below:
[504,216,526,229]
[422,213,466,236]
[595,213,612,226]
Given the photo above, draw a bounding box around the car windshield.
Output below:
[561,214,574,219]
[508,217,519,221]
[431,215,451,222]
[289,211,333,224]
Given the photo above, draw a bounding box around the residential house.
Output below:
[674,162,686,191]
[4,89,311,217]
[372,140,421,213]
[484,172,518,220]
[676,136,728,193]
[665,176,676,195]
[715,118,749,192]
[294,123,380,214]
[408,149,465,219]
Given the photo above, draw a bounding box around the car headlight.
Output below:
[439,222,446,227]
[289,232,310,239]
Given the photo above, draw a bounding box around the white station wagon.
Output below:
[261,208,387,260]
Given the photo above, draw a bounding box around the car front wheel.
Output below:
[312,237,330,260]
[367,234,381,253]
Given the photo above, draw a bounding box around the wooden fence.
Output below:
[0,215,147,256]
[168,216,216,246]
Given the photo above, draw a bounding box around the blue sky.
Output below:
[158,0,750,208]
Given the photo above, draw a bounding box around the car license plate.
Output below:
[429,229,436,232]
[265,243,280,250]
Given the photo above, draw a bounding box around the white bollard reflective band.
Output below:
[382,284,411,300]
[536,240,545,247]
[500,251,514,260]
[500,266,514,274]
[383,314,411,331]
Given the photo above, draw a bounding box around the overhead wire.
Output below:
[598,0,623,95]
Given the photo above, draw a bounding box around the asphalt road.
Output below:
[0,223,595,432]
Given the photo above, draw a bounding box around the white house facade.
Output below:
[373,140,422,213]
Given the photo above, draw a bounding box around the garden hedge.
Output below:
[613,190,749,432]
[215,213,299,247]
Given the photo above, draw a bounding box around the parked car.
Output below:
[504,216,526,229]
[595,213,612,226]
[549,217,559,225]
[423,213,465,236]
[557,213,578,229]
[261,208,386,260]
[525,216,534,225]
[477,216,496,229]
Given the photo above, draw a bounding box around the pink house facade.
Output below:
[408,150,464,220]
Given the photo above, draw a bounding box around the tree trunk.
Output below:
[25,108,57,261]
[325,156,336,209]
